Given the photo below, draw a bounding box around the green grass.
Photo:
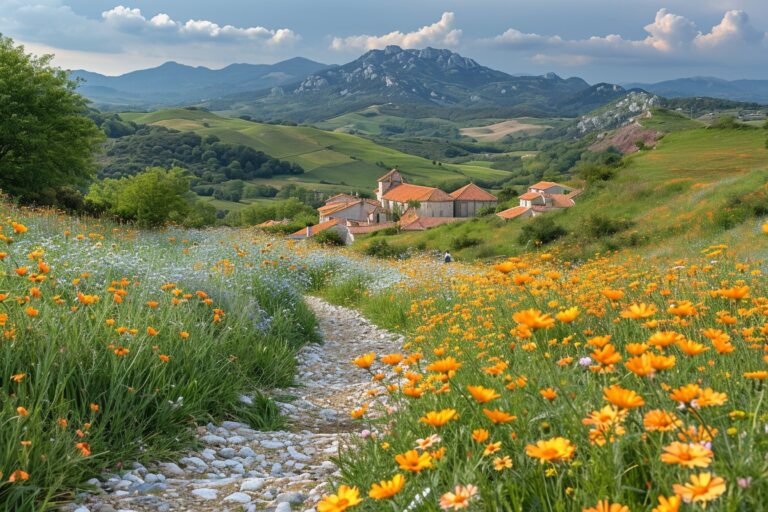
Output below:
[120,109,513,192]
[0,204,321,510]
[639,109,704,132]
[355,127,768,260]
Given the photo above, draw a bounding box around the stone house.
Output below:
[497,181,581,220]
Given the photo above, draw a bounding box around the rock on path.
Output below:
[74,297,403,512]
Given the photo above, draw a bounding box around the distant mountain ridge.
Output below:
[204,46,631,121]
[624,77,768,104]
[71,57,331,108]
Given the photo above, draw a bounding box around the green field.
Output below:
[120,109,513,193]
[639,108,704,132]
[358,126,768,259]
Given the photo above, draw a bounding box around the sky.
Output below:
[1,0,767,83]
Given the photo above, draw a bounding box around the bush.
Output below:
[517,216,566,246]
[450,233,481,250]
[364,239,406,259]
[585,214,633,239]
[314,229,345,246]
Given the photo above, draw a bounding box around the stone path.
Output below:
[75,297,402,512]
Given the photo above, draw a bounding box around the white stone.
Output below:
[191,488,218,500]
[239,478,266,492]
[223,492,252,504]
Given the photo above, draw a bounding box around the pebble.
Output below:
[83,298,400,511]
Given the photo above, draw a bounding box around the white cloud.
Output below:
[484,9,768,66]
[99,5,299,45]
[330,12,461,52]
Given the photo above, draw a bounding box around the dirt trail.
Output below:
[77,297,401,512]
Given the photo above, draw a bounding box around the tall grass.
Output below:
[0,205,319,510]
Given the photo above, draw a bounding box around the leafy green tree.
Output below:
[517,216,566,246]
[0,35,104,203]
[87,167,194,227]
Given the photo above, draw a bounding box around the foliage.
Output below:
[99,126,303,183]
[228,198,316,227]
[0,36,104,204]
[584,214,633,239]
[450,233,481,250]
[314,229,345,247]
[364,239,406,259]
[517,216,566,245]
[86,167,201,227]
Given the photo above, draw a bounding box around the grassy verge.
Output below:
[0,204,318,510]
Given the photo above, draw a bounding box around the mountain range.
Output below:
[71,57,330,108]
[624,77,768,105]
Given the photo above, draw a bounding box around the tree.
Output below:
[87,167,193,227]
[0,35,104,203]
[517,216,566,246]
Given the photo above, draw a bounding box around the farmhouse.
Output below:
[497,181,581,220]
[296,169,498,243]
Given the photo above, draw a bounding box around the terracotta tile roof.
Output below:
[383,183,453,203]
[348,222,398,235]
[289,218,341,238]
[496,206,532,220]
[257,219,289,227]
[377,169,403,182]
[318,201,359,215]
[325,193,357,204]
[530,181,568,190]
[519,191,543,201]
[548,194,577,208]
[400,216,461,231]
[450,183,498,201]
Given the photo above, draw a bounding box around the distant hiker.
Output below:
[444,251,452,264]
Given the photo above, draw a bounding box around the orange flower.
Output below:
[601,289,625,301]
[11,373,25,382]
[426,357,462,373]
[467,385,500,403]
[660,442,713,468]
[582,500,629,512]
[317,485,362,512]
[380,353,404,365]
[11,222,28,234]
[591,344,622,366]
[482,408,517,424]
[672,472,726,506]
[146,301,159,308]
[368,474,405,500]
[395,450,432,472]
[25,306,39,317]
[643,410,681,432]
[352,352,376,370]
[648,331,684,348]
[439,484,478,510]
[556,307,580,323]
[694,388,727,408]
[525,437,576,463]
[540,387,557,401]
[669,384,701,404]
[90,403,99,412]
[471,429,490,443]
[16,406,29,417]
[419,409,458,427]
[677,339,708,356]
[114,347,129,357]
[603,385,645,409]
[668,300,698,317]
[8,470,29,482]
[620,303,657,319]
[146,326,159,336]
[744,371,768,379]
[77,292,100,305]
[75,442,92,457]
[179,331,189,339]
[651,495,681,512]
[716,286,750,300]
[159,354,170,363]
[512,309,555,329]
[625,354,654,377]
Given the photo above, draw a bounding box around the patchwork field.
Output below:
[460,118,551,141]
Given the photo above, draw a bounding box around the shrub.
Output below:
[450,233,481,250]
[314,229,345,246]
[585,214,633,239]
[364,239,406,259]
[517,216,566,246]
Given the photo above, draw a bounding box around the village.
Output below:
[285,169,581,244]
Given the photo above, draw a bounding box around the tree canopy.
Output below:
[0,35,104,203]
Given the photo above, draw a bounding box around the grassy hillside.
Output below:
[120,109,513,192]
[357,126,768,259]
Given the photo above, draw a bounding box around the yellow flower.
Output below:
[317,485,362,512]
[419,409,458,427]
[652,495,681,512]
[395,450,432,473]
[620,303,657,319]
[513,309,555,329]
[482,408,517,424]
[368,474,405,500]
[466,385,500,403]
[582,500,629,512]
[660,442,713,468]
[556,307,580,323]
[353,353,375,369]
[493,455,513,470]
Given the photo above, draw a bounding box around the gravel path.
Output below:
[75,297,401,512]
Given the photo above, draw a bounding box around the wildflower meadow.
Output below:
[316,237,768,511]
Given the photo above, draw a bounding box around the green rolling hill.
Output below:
[120,109,513,193]
[355,125,768,259]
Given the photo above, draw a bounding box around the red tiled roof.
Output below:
[257,219,289,227]
[377,169,403,182]
[496,206,531,220]
[530,181,568,190]
[318,201,359,215]
[519,191,543,201]
[383,183,453,203]
[289,218,341,238]
[348,222,398,235]
[400,216,461,231]
[548,194,577,208]
[450,183,497,201]
[325,193,357,204]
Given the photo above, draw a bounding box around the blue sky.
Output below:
[1,0,767,82]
